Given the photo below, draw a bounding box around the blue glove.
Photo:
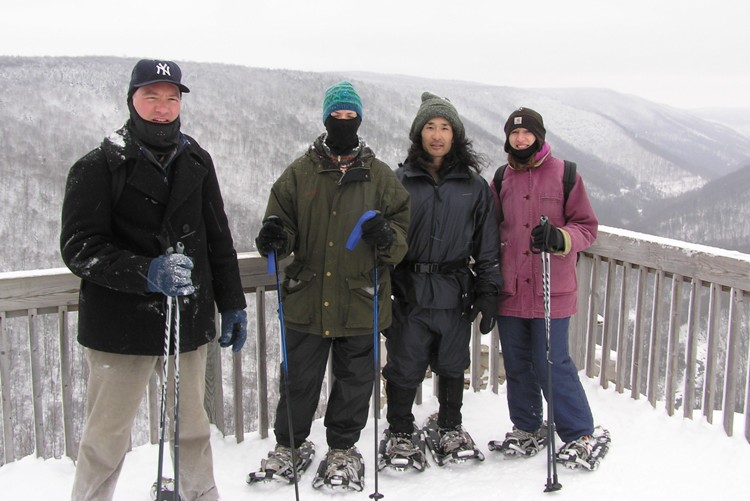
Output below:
[146,254,195,296]
[219,309,247,352]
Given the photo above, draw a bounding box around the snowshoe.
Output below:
[247,440,315,484]
[150,477,181,501]
[488,423,548,457]
[556,426,611,471]
[422,413,484,467]
[312,446,365,492]
[378,426,428,472]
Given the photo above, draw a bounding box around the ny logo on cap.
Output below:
[156,63,171,77]
[514,117,523,125]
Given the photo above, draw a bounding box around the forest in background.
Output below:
[1,56,749,466]
[2,56,750,272]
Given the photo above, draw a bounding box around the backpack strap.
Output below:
[492,164,508,222]
[562,160,577,208]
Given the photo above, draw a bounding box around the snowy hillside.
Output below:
[2,56,750,271]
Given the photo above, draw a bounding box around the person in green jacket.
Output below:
[251,81,410,490]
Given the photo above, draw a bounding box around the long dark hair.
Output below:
[406,136,485,175]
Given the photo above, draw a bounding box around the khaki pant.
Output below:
[71,345,218,501]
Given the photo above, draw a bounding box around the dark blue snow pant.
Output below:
[498,316,594,443]
[382,307,470,433]
[274,328,374,450]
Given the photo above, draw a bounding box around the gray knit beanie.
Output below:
[409,92,465,142]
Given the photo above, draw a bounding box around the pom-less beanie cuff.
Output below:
[409,91,465,142]
[322,81,363,123]
[503,107,546,152]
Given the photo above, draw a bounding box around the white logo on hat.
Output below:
[156,63,171,76]
[514,117,523,125]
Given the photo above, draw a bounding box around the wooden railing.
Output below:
[1,229,749,466]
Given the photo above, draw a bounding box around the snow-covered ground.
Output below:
[1,375,748,500]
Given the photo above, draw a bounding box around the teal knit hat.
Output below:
[322,81,363,123]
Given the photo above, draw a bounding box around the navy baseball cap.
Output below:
[128,59,190,97]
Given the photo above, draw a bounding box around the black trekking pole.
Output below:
[532,216,562,493]
[268,249,302,501]
[346,210,384,500]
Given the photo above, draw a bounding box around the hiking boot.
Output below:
[318,446,365,491]
[556,434,597,463]
[380,429,427,471]
[248,440,315,483]
[150,477,182,501]
[438,426,473,455]
[261,441,313,476]
[386,431,422,458]
[491,424,548,457]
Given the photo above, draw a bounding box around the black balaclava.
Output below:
[324,115,362,154]
[127,98,181,153]
[509,141,540,162]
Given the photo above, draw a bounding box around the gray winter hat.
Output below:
[409,91,465,142]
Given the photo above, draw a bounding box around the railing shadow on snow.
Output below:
[0,228,749,466]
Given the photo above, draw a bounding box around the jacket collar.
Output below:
[310,134,375,172]
[401,161,471,182]
[101,125,208,217]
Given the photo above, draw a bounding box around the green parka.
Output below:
[263,139,410,338]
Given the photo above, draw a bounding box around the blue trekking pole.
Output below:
[531,216,562,493]
[268,250,302,501]
[346,210,384,500]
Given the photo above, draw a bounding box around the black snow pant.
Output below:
[383,306,470,433]
[274,328,374,450]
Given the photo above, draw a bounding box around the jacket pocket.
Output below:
[536,254,577,296]
[538,192,564,224]
[282,265,316,325]
[344,272,391,329]
[499,240,517,295]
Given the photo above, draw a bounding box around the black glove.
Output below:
[361,213,394,250]
[255,216,288,256]
[468,284,498,334]
[531,222,565,253]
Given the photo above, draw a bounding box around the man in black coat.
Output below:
[61,59,247,501]
[381,92,501,468]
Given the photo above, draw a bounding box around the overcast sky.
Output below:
[2,0,749,110]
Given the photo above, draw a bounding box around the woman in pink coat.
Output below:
[489,107,609,470]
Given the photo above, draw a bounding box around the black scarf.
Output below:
[127,100,181,153]
[508,141,540,163]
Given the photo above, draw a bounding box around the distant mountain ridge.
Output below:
[2,55,750,271]
[693,107,750,139]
